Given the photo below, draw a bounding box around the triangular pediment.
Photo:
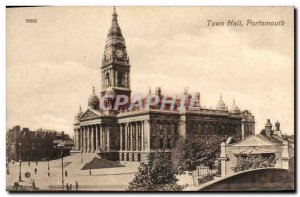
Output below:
[231,135,274,147]
[80,108,100,120]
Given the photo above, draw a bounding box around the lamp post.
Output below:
[57,143,65,190]
[6,161,9,175]
[18,142,22,182]
[89,161,92,175]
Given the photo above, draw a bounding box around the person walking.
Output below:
[75,181,78,191]
[65,170,68,177]
[34,168,37,174]
[70,184,72,191]
[66,183,69,191]
[32,179,35,189]
[28,161,30,167]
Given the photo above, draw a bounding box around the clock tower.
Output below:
[101,7,131,109]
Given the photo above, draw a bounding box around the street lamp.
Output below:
[18,142,22,182]
[57,143,65,190]
[89,161,92,175]
[6,161,9,175]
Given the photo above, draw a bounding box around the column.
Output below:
[144,120,150,151]
[107,127,110,151]
[120,124,123,151]
[75,129,78,150]
[74,129,77,150]
[83,127,86,152]
[81,127,84,152]
[130,123,133,151]
[78,129,81,150]
[241,119,245,139]
[95,125,99,150]
[81,128,84,151]
[100,125,103,150]
[91,125,94,152]
[125,123,128,151]
[219,141,227,177]
[141,122,144,150]
[135,123,138,151]
[80,128,82,151]
[87,126,91,152]
[281,140,290,170]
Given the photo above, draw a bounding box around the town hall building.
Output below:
[72,7,255,162]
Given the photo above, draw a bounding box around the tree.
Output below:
[127,151,186,191]
[172,135,224,171]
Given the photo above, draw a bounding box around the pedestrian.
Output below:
[32,179,35,189]
[70,184,72,191]
[12,161,14,165]
[75,181,78,191]
[48,171,50,177]
[34,168,37,174]
[66,183,69,191]
[36,161,38,165]
[28,161,30,167]
[65,170,68,177]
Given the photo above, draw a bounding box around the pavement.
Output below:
[6,154,139,191]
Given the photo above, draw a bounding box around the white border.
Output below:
[1,0,298,196]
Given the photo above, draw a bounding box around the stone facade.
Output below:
[219,119,294,177]
[6,125,73,161]
[72,7,255,162]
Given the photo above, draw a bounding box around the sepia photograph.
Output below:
[6,6,294,192]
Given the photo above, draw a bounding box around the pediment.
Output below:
[231,135,274,147]
[80,109,100,120]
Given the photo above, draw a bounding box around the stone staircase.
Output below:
[63,153,97,170]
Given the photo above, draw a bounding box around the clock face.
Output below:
[116,49,124,59]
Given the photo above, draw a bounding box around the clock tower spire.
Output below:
[101,7,131,110]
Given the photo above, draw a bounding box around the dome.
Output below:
[230,99,240,113]
[216,95,227,110]
[88,87,100,109]
[106,86,115,96]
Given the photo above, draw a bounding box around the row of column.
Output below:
[74,124,110,153]
[188,121,241,136]
[119,121,145,152]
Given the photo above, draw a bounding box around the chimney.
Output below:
[275,121,280,131]
[265,119,272,133]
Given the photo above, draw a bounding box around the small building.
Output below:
[219,119,294,177]
[6,125,74,161]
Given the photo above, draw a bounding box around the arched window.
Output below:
[105,72,110,86]
[117,72,124,87]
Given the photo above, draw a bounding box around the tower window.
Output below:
[117,72,125,87]
[105,72,110,86]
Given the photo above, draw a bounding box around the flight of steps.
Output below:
[63,153,97,170]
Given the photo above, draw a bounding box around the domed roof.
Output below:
[216,95,227,110]
[88,87,100,109]
[106,86,115,96]
[230,99,240,113]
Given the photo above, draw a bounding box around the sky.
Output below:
[6,7,294,136]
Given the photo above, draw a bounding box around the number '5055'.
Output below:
[26,19,37,23]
